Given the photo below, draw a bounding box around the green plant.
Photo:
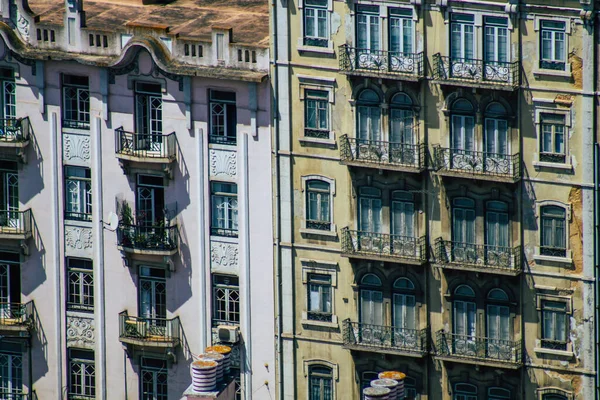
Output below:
[120,201,133,225]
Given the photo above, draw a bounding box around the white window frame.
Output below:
[300,175,336,237]
[534,295,573,357]
[212,274,240,325]
[302,359,338,400]
[533,16,571,77]
[301,259,338,328]
[533,200,572,264]
[532,106,572,170]
[297,0,334,54]
[65,166,92,222]
[298,75,336,145]
[389,7,416,55]
[68,349,96,398]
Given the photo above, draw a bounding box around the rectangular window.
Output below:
[389,8,413,55]
[304,90,329,139]
[68,17,76,45]
[216,33,224,61]
[540,20,566,70]
[140,358,167,400]
[62,75,90,130]
[209,90,237,145]
[356,5,380,52]
[136,174,165,226]
[540,205,567,257]
[213,275,240,324]
[68,349,95,399]
[451,13,475,60]
[0,344,23,396]
[309,365,333,400]
[66,258,93,312]
[211,182,238,237]
[65,166,92,221]
[135,82,162,140]
[139,266,167,325]
[306,180,331,230]
[307,273,332,322]
[0,161,18,230]
[304,0,328,47]
[484,16,508,64]
[0,68,16,127]
[540,114,566,163]
[541,300,568,350]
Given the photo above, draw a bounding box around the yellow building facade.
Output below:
[272,1,597,399]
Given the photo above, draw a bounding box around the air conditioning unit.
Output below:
[218,325,239,343]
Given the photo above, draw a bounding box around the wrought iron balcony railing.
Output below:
[208,134,236,146]
[117,223,178,253]
[119,311,181,346]
[540,339,568,351]
[540,246,567,258]
[343,319,428,356]
[0,118,30,144]
[0,301,35,329]
[210,227,239,238]
[340,135,425,171]
[433,146,521,181]
[339,45,424,78]
[0,209,33,238]
[115,127,177,160]
[341,228,427,264]
[307,311,333,323]
[304,128,330,140]
[436,331,522,367]
[434,238,521,275]
[433,54,519,88]
[67,394,96,400]
[0,391,37,400]
[63,118,90,130]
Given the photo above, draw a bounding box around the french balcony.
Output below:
[115,127,177,164]
[342,319,428,357]
[341,228,427,265]
[0,209,33,240]
[432,54,519,90]
[339,45,424,81]
[433,146,521,183]
[435,330,522,369]
[119,311,181,349]
[117,223,178,256]
[339,135,425,173]
[0,301,35,336]
[434,238,521,276]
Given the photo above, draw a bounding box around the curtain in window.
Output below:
[359,196,382,232]
[454,300,476,337]
[486,211,508,248]
[485,119,508,155]
[393,294,416,329]
[453,207,475,244]
[452,115,474,150]
[484,25,508,63]
[358,106,381,142]
[451,23,474,59]
[487,304,510,340]
[392,200,414,237]
[360,289,383,325]
[390,109,413,144]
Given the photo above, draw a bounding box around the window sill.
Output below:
[534,347,574,358]
[301,312,338,328]
[533,251,573,265]
[533,68,572,78]
[63,126,91,134]
[296,43,334,55]
[533,161,572,171]
[298,136,336,147]
[300,227,337,238]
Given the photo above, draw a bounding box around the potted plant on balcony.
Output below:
[119,202,134,247]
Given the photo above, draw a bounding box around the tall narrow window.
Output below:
[540,20,566,70]
[0,161,18,229]
[304,0,328,47]
[392,278,416,348]
[452,198,476,262]
[306,180,331,231]
[213,274,240,325]
[216,33,224,61]
[0,252,21,321]
[540,205,567,257]
[209,90,237,145]
[358,187,382,233]
[451,14,475,60]
[211,182,238,237]
[359,274,383,327]
[486,201,509,250]
[140,358,168,400]
[68,349,95,399]
[540,114,566,163]
[139,267,167,333]
[356,89,381,145]
[486,289,511,360]
[389,93,415,165]
[0,68,16,132]
[67,258,94,312]
[488,387,511,400]
[135,82,163,152]
[391,191,415,238]
[484,102,509,173]
[136,174,164,226]
[389,8,413,55]
[541,299,568,350]
[484,16,508,64]
[453,285,476,356]
[356,5,380,52]
[307,273,332,322]
[62,75,90,130]
[0,343,23,397]
[65,166,92,221]
[308,365,333,400]
[304,90,329,139]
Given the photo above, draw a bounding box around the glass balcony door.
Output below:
[359,289,383,345]
[393,293,416,347]
[453,300,476,356]
[0,352,22,396]
[487,304,510,359]
[139,268,167,334]
[486,202,509,264]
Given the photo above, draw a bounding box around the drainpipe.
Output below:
[196,127,207,351]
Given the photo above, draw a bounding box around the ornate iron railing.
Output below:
[0,209,32,237]
[210,227,239,238]
[117,224,178,252]
[67,394,96,400]
[539,60,566,71]
[304,128,330,140]
[540,246,567,258]
[208,134,236,146]
[0,117,30,143]
[304,37,328,48]
[0,301,35,328]
[305,220,331,231]
[341,228,427,263]
[539,152,566,164]
[115,127,176,160]
[340,135,425,171]
[339,45,424,77]
[433,54,519,88]
[433,146,520,181]
[436,331,521,365]
[343,319,428,355]
[119,311,180,345]
[0,392,37,400]
[541,339,568,351]
[307,311,333,322]
[435,238,521,273]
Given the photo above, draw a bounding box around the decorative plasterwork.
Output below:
[210,238,239,274]
[17,14,29,42]
[65,225,93,257]
[63,133,91,166]
[66,315,95,349]
[209,149,237,180]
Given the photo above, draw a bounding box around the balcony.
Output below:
[435,331,522,369]
[0,301,35,336]
[117,224,178,256]
[339,45,424,81]
[434,239,521,276]
[342,320,428,357]
[433,146,521,183]
[119,311,181,349]
[341,228,427,265]
[432,54,519,90]
[115,127,177,164]
[0,209,33,240]
[339,135,425,173]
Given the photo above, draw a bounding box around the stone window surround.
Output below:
[534,293,574,357]
[298,74,336,145]
[297,0,335,54]
[300,258,338,328]
[533,15,572,77]
[302,359,339,400]
[533,199,573,264]
[532,104,573,170]
[300,175,336,237]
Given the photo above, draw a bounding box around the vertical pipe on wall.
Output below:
[196,126,207,351]
[92,116,106,400]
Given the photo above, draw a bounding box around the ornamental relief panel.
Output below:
[63,133,91,167]
[210,239,239,274]
[65,225,93,257]
[66,315,95,349]
[209,149,237,180]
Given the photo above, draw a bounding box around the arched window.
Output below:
[391,190,415,238]
[453,285,476,348]
[539,388,571,400]
[306,179,331,230]
[486,200,509,253]
[390,93,414,146]
[540,205,567,257]
[357,89,381,142]
[308,365,333,400]
[454,383,477,400]
[361,273,382,286]
[360,274,383,328]
[359,187,382,233]
[452,198,476,258]
[487,288,511,354]
[488,387,511,400]
[451,99,475,154]
[393,277,416,332]
[488,288,509,301]
[394,277,415,290]
[455,284,475,297]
